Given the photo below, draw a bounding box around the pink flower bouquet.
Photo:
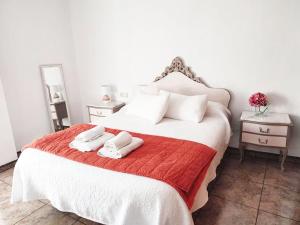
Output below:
[249,92,269,115]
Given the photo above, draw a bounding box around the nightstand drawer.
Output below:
[89,107,113,117]
[243,122,288,136]
[90,115,105,124]
[241,132,287,147]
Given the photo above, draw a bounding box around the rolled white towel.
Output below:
[70,132,115,152]
[104,131,132,151]
[75,125,105,142]
[98,137,144,159]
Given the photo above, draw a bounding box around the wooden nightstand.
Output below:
[87,101,125,124]
[239,111,293,171]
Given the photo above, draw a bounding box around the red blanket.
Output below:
[25,124,217,208]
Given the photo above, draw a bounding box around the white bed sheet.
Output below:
[11,105,231,225]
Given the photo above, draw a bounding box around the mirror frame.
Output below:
[40,64,71,132]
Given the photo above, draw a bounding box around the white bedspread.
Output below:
[11,104,231,225]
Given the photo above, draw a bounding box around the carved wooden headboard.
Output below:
[153,57,231,107]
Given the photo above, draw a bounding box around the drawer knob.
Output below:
[97,111,102,115]
[258,138,268,145]
[259,127,270,134]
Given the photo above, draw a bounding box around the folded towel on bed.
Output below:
[69,132,114,152]
[98,137,144,159]
[104,131,132,151]
[74,125,105,142]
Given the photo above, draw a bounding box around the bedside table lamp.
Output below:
[101,85,112,103]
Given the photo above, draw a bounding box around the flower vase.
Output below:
[254,106,268,117]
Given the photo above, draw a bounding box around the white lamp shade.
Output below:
[101,85,112,95]
[101,85,112,102]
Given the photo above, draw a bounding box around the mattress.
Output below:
[11,103,231,225]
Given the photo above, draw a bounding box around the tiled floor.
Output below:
[0,154,299,225]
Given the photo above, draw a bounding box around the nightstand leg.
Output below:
[239,144,245,163]
[279,150,282,162]
[280,149,288,171]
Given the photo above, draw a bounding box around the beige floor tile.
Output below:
[212,173,263,208]
[0,168,14,185]
[256,211,300,225]
[0,162,15,174]
[222,157,266,183]
[39,199,50,204]
[194,196,257,225]
[2,176,13,186]
[0,199,44,225]
[260,185,300,221]
[0,181,11,203]
[68,212,80,220]
[265,161,300,192]
[80,217,104,225]
[14,205,76,225]
[73,221,85,225]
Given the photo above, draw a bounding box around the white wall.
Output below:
[0,78,17,165]
[0,0,82,150]
[69,0,300,157]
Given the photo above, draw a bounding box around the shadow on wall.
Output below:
[289,114,299,149]
[268,92,299,154]
[267,92,289,112]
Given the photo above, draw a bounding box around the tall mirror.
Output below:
[40,64,71,132]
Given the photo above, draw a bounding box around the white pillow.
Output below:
[164,91,208,122]
[124,92,169,124]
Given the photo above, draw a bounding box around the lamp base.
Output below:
[102,95,111,103]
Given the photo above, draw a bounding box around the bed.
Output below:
[11,57,231,225]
